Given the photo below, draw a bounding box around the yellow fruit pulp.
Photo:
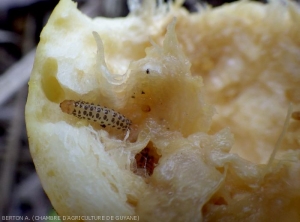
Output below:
[25,0,300,221]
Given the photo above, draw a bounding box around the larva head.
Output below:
[60,100,75,114]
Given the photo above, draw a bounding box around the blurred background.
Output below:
[0,0,269,221]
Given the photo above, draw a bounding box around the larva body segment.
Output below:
[60,100,131,131]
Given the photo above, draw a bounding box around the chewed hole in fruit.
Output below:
[134,142,161,177]
[141,104,151,112]
[291,111,300,121]
[41,58,64,103]
[126,193,139,207]
[212,196,228,206]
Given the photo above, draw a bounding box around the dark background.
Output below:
[0,0,270,221]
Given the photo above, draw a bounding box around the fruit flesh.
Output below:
[25,0,300,221]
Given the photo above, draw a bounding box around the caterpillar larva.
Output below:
[60,100,132,131]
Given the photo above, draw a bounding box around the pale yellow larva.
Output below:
[60,100,131,131]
